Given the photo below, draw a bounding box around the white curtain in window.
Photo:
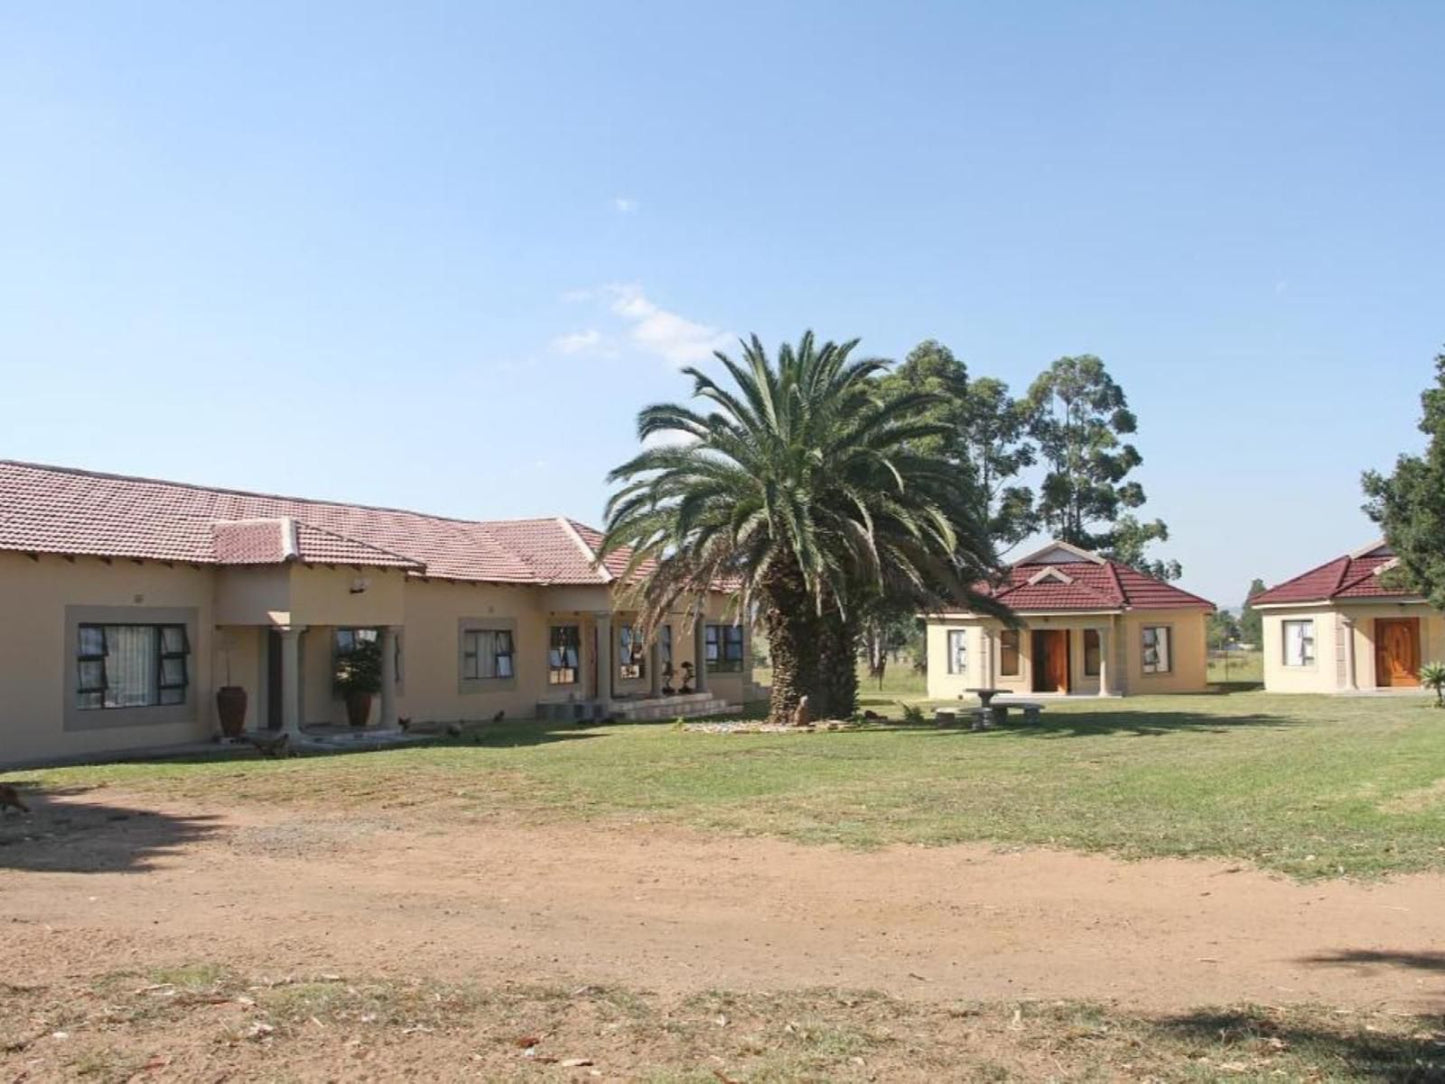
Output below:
[948,630,967,675]
[105,625,158,707]
[1284,621,1312,666]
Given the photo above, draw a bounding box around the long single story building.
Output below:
[0,460,754,767]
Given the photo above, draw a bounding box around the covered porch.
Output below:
[534,607,731,721]
[214,622,404,737]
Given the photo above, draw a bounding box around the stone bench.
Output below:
[995,701,1045,726]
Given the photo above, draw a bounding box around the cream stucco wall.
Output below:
[0,552,216,765]
[1261,602,1445,693]
[1,547,752,766]
[925,607,1209,699]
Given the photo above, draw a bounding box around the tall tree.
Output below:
[881,340,1037,546]
[1026,355,1177,574]
[600,332,1001,723]
[1363,350,1445,609]
[1109,515,1182,581]
[1238,578,1267,646]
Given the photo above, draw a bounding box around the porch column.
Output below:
[648,636,662,697]
[1097,625,1112,697]
[379,625,400,728]
[693,612,709,694]
[1342,616,1358,691]
[594,612,613,706]
[279,625,306,736]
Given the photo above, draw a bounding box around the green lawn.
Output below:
[1209,648,1264,685]
[18,688,1445,880]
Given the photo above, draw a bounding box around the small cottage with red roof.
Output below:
[924,541,1214,699]
[1251,541,1442,693]
[0,460,752,767]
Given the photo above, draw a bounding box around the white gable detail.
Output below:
[1014,540,1107,567]
[1349,539,1395,560]
[1027,566,1074,585]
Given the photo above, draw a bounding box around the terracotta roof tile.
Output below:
[972,544,1214,613]
[1253,546,1412,604]
[0,461,566,582]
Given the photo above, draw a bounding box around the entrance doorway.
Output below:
[1375,618,1421,687]
[1031,629,1070,693]
[266,629,283,730]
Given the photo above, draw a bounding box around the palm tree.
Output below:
[600,332,1001,723]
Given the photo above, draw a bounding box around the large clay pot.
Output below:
[216,686,248,738]
[346,691,373,728]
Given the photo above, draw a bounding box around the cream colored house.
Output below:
[923,542,1213,699]
[1253,541,1443,694]
[0,461,754,768]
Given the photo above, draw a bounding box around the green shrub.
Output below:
[1420,661,1445,707]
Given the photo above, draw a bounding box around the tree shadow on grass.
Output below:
[1152,1007,1445,1081]
[1006,708,1295,738]
[0,785,222,874]
[861,708,1293,739]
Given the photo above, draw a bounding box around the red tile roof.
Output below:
[971,543,1214,613]
[0,461,636,585]
[1251,544,1413,605]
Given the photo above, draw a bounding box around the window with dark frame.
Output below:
[999,629,1021,676]
[76,623,189,710]
[548,625,581,685]
[1083,629,1101,677]
[618,625,646,680]
[462,629,515,680]
[660,624,673,667]
[1142,626,1172,674]
[705,624,744,673]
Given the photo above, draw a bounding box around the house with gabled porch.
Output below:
[922,541,1214,698]
[0,460,754,768]
[1252,541,1444,693]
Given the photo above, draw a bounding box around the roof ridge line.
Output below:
[558,517,612,583]
[1104,560,1128,607]
[293,518,423,568]
[0,458,491,528]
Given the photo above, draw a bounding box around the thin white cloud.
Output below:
[613,196,639,215]
[551,329,605,355]
[605,284,732,367]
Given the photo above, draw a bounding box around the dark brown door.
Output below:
[266,629,283,730]
[1031,630,1070,693]
[1376,618,1421,687]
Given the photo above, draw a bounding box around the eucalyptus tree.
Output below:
[600,332,1000,722]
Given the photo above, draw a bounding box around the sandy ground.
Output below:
[2,787,1443,1015]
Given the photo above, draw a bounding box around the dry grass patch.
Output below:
[2,966,1442,1082]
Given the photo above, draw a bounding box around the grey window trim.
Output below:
[64,606,199,732]
[458,616,519,694]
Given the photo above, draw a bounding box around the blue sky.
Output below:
[3,2,1442,609]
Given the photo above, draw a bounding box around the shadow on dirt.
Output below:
[0,786,223,874]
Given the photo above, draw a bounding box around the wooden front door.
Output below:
[1031,629,1070,693]
[266,629,283,730]
[1375,618,1421,687]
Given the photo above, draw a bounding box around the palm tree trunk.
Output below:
[818,609,860,719]
[761,556,819,725]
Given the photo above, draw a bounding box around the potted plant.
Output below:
[660,660,676,695]
[679,660,695,694]
[1421,661,1445,708]
[335,638,383,727]
[215,633,247,738]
